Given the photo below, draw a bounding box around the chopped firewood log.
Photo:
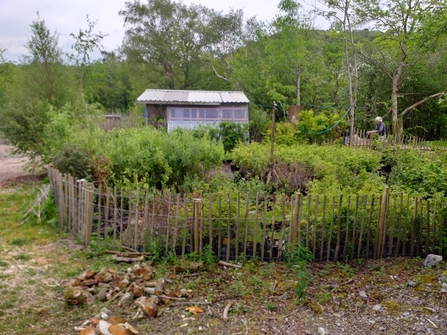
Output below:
[109,324,132,335]
[81,279,98,287]
[65,287,87,305]
[144,287,155,295]
[145,281,158,287]
[174,262,203,273]
[164,288,176,298]
[133,284,143,298]
[113,255,145,263]
[143,302,158,317]
[218,260,242,269]
[154,278,165,296]
[148,295,160,305]
[85,269,96,279]
[176,289,188,298]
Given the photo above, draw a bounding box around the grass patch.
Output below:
[9,238,33,246]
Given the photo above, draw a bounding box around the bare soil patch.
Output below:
[0,145,45,187]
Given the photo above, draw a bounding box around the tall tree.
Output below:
[120,0,211,89]
[356,0,447,140]
[70,16,106,108]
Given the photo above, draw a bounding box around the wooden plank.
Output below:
[97,185,102,248]
[380,189,390,258]
[402,195,410,256]
[261,197,268,262]
[431,200,437,254]
[208,194,213,250]
[165,193,172,255]
[119,188,124,247]
[253,193,259,259]
[243,193,249,256]
[150,189,157,251]
[334,195,343,261]
[326,196,335,261]
[306,195,311,250]
[296,194,303,246]
[278,194,287,261]
[410,197,418,257]
[440,217,445,258]
[134,188,140,251]
[388,194,397,257]
[395,193,403,257]
[142,189,150,251]
[235,192,241,261]
[343,195,351,260]
[112,187,118,250]
[84,183,94,248]
[182,193,187,258]
[159,190,165,251]
[313,195,319,259]
[425,200,430,256]
[181,194,187,257]
[357,195,368,259]
[365,194,375,260]
[351,195,359,255]
[217,194,222,260]
[199,196,204,255]
[172,194,180,252]
[104,187,110,249]
[269,195,276,262]
[194,197,200,254]
[226,193,231,262]
[416,198,423,255]
[319,195,327,261]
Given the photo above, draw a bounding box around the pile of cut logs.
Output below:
[67,252,203,335]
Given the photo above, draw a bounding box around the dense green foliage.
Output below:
[52,126,225,191]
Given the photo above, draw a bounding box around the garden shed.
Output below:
[136,89,250,131]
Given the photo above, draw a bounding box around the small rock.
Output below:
[317,327,327,335]
[359,290,368,299]
[407,280,417,287]
[437,274,447,283]
[372,304,382,311]
[101,307,113,317]
[423,254,443,268]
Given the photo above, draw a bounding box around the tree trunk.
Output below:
[391,41,407,142]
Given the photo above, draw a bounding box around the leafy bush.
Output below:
[231,142,383,194]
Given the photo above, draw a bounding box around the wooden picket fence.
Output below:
[348,128,447,152]
[48,167,447,262]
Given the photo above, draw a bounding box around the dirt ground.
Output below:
[0,144,41,186]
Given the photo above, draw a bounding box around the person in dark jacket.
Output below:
[367,117,386,140]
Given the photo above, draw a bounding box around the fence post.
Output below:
[192,197,202,253]
[84,183,94,248]
[375,187,390,258]
[291,193,303,245]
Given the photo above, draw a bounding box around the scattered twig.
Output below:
[218,260,242,269]
[182,273,200,278]
[159,295,187,301]
[170,301,212,306]
[223,301,233,320]
[426,318,437,328]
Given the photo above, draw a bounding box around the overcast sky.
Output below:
[1,0,323,62]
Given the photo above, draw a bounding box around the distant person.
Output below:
[367,117,386,140]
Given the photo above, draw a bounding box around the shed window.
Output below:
[234,109,247,120]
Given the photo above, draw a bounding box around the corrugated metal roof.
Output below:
[136,89,249,104]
